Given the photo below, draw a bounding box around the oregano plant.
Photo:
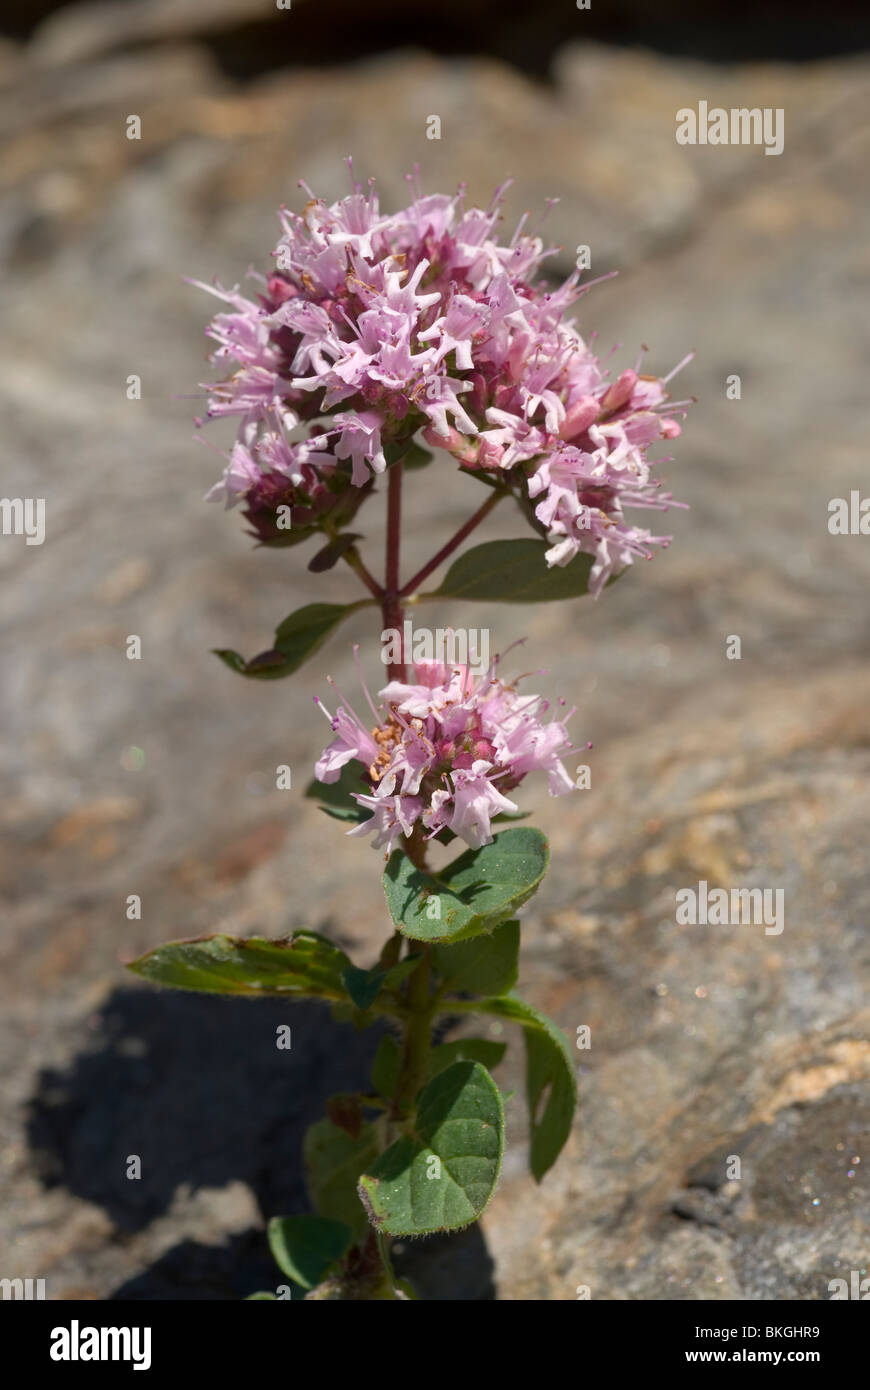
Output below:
[128,164,690,1300]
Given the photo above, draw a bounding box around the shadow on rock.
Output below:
[26,985,496,1300]
[109,1224,495,1301]
[27,986,375,1231]
[111,1231,281,1302]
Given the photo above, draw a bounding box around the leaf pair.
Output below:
[302,797,549,954]
[299,1059,506,1243]
[214,538,607,684]
[356,964,577,1235]
[303,1003,574,1243]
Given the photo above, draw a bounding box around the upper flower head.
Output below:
[195,164,691,593]
[315,652,582,854]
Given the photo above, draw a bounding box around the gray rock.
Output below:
[30,0,274,68]
[1,27,868,1300]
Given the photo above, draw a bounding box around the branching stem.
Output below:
[398,489,505,598]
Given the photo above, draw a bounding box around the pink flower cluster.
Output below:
[315,658,579,853]
[206,427,369,547]
[195,168,690,591]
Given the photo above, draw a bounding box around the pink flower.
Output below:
[195,165,691,591]
[332,410,386,486]
[315,655,581,854]
[204,425,369,546]
[189,279,292,427]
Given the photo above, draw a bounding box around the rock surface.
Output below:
[1,4,869,1300]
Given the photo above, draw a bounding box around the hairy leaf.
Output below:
[267,1214,351,1291]
[358,1061,504,1235]
[127,930,351,999]
[460,994,577,1181]
[433,919,520,995]
[428,1037,507,1078]
[383,828,548,944]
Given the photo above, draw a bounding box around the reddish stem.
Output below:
[383,462,405,680]
[342,544,383,601]
[398,489,504,598]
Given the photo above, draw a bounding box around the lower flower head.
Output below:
[315,653,582,853]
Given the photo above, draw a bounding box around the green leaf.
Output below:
[381,956,423,989]
[383,440,409,467]
[433,919,520,995]
[214,601,367,680]
[304,1118,381,1244]
[342,965,385,1012]
[341,953,421,1013]
[401,441,434,470]
[462,994,577,1181]
[383,827,549,944]
[307,533,362,573]
[383,436,431,468]
[267,1215,351,1291]
[428,1038,507,1078]
[304,761,371,824]
[358,1061,504,1236]
[433,538,598,603]
[127,930,351,999]
[371,1033,402,1099]
[214,648,248,674]
[246,1291,278,1301]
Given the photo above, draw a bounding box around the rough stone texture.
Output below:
[1,4,869,1300]
[491,671,870,1298]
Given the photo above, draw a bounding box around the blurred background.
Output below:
[1,0,869,1300]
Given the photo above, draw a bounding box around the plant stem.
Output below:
[376,1231,397,1286]
[341,544,383,601]
[392,945,433,1118]
[380,459,503,1169]
[383,461,405,680]
[398,489,505,598]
